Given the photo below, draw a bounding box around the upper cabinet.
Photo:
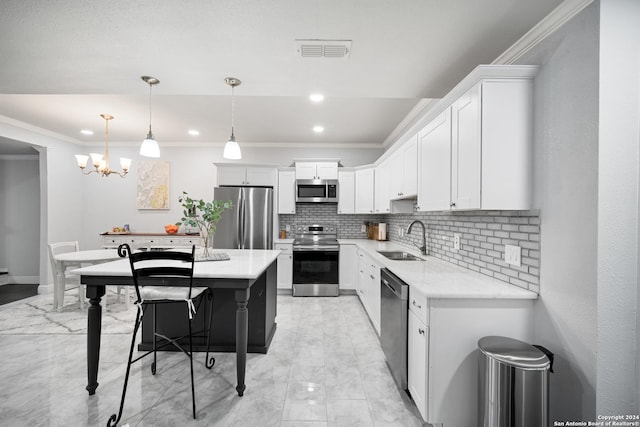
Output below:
[277,170,296,214]
[355,167,375,214]
[217,165,276,187]
[417,66,536,212]
[295,161,338,180]
[337,170,355,214]
[389,136,418,200]
[374,161,390,214]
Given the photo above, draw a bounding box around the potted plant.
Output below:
[176,192,232,258]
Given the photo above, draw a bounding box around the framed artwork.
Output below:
[136,160,170,209]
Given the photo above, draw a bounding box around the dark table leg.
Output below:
[86,285,105,395]
[235,288,250,396]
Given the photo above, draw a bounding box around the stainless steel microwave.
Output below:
[295,179,339,203]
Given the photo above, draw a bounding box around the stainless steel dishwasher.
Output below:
[380,268,409,390]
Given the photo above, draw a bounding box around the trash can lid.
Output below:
[478,336,550,370]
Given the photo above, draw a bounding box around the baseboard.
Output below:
[277,288,357,296]
[3,275,39,285]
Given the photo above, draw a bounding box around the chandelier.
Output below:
[75,114,131,178]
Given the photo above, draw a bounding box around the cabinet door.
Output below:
[315,162,338,180]
[402,136,418,197]
[246,167,275,186]
[339,244,358,290]
[417,109,452,211]
[357,252,367,304]
[408,309,428,421]
[277,170,296,214]
[276,244,293,289]
[337,170,355,214]
[217,166,247,186]
[368,262,381,334]
[374,161,390,213]
[295,162,317,180]
[355,168,375,214]
[451,84,481,210]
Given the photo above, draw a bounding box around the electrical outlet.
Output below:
[400,227,404,237]
[505,244,522,266]
[285,224,290,232]
[453,233,460,250]
[361,224,366,233]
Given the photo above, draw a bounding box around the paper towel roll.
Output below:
[378,223,387,240]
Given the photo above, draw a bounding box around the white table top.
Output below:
[54,249,121,263]
[339,239,538,300]
[71,249,280,280]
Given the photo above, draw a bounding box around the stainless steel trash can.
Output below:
[478,336,551,427]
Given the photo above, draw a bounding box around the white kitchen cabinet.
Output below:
[417,109,452,211]
[417,77,533,211]
[357,249,380,334]
[337,170,355,214]
[355,167,375,214]
[339,243,358,290]
[275,242,293,290]
[406,293,534,425]
[389,136,418,200]
[408,307,428,422]
[277,170,296,214]
[295,161,338,180]
[374,160,390,214]
[217,165,276,187]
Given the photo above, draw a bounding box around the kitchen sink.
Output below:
[377,251,424,261]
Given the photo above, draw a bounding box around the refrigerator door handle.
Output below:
[238,192,245,249]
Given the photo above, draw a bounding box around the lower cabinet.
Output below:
[339,243,358,290]
[357,248,381,334]
[275,243,292,290]
[406,291,535,425]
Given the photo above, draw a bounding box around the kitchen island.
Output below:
[72,248,280,397]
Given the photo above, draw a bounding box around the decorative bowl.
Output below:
[164,224,179,234]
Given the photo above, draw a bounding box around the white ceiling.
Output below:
[0,0,564,153]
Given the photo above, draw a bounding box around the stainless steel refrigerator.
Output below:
[212,186,273,250]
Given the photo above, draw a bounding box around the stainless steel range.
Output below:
[292,224,339,297]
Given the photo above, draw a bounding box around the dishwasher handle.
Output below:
[382,278,400,297]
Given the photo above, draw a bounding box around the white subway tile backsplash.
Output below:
[279,206,541,293]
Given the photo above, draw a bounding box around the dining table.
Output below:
[71,248,280,398]
[52,248,121,310]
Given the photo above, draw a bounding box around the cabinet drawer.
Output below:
[275,243,293,255]
[409,288,428,326]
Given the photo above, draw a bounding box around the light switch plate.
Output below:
[505,244,521,266]
[285,224,290,232]
[361,225,366,233]
[453,234,460,250]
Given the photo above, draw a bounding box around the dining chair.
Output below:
[47,241,84,310]
[107,244,214,427]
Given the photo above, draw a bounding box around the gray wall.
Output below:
[596,0,640,415]
[0,155,40,282]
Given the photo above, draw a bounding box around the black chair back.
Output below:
[118,244,196,303]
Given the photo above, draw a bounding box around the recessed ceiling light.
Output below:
[80,129,94,135]
[188,130,200,136]
[313,126,324,133]
[309,93,324,103]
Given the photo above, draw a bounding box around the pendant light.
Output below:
[75,114,131,177]
[140,75,160,158]
[223,77,242,160]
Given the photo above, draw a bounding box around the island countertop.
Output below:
[339,239,537,300]
[71,248,280,280]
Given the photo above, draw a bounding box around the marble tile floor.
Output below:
[0,290,424,426]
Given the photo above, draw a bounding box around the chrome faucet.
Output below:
[407,220,428,255]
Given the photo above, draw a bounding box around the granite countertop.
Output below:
[71,249,280,280]
[339,239,537,300]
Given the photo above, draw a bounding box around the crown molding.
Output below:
[493,0,595,65]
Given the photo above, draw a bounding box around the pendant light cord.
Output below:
[230,84,235,137]
[148,83,153,134]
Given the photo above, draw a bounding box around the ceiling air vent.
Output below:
[295,39,352,59]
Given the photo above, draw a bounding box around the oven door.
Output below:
[292,249,339,285]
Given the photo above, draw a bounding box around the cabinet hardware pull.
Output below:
[419,328,425,335]
[412,300,422,309]
[370,275,375,280]
[450,202,456,207]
